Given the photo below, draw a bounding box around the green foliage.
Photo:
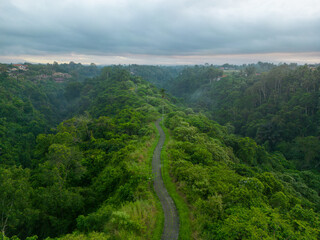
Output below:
[163,64,320,171]
[122,65,184,89]
[0,166,34,238]
[0,62,102,167]
[270,192,289,209]
[0,66,169,239]
[1,63,320,240]
[163,110,320,239]
[76,205,113,232]
[168,65,223,99]
[160,121,191,240]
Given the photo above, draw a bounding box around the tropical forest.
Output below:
[0,62,319,240]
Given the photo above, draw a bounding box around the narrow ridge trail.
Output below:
[153,119,179,240]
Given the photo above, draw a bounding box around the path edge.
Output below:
[159,120,191,240]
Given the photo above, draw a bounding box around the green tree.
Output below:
[0,167,34,238]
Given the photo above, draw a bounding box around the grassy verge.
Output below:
[160,120,191,240]
[148,122,164,240]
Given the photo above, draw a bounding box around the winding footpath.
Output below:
[152,119,179,240]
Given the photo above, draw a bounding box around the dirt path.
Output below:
[152,119,179,240]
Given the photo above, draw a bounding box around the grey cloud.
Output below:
[1,0,320,57]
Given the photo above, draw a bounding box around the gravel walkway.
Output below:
[152,119,179,240]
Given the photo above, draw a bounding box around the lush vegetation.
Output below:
[0,64,172,239]
[163,111,320,239]
[157,63,320,171]
[160,121,191,240]
[0,62,101,168]
[123,65,184,89]
[0,62,319,239]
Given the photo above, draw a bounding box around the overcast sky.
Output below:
[1,0,320,65]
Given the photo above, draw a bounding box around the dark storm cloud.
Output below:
[1,0,320,57]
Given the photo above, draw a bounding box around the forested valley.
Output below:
[0,62,319,239]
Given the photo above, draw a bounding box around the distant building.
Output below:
[13,64,28,71]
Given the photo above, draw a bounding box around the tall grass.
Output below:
[106,122,163,240]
